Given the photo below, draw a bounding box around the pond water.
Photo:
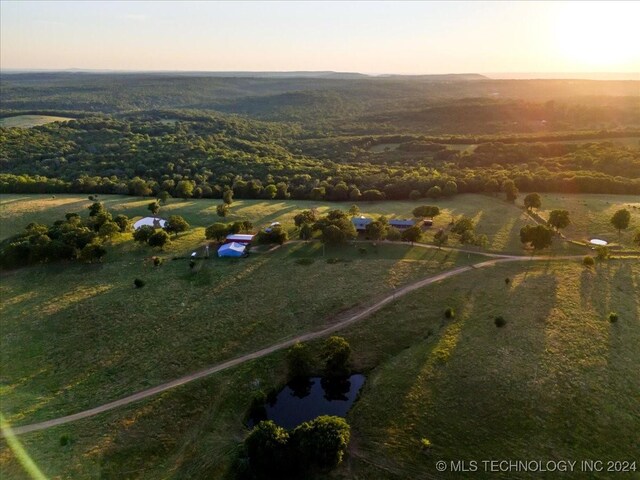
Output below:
[248,374,365,430]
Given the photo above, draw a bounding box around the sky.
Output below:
[1,1,639,76]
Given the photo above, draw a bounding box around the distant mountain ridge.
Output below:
[0,69,487,81]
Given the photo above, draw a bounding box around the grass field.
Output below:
[5,192,636,254]
[0,115,73,128]
[1,194,639,479]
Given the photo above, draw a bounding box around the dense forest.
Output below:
[1,73,639,199]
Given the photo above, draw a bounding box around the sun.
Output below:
[552,2,640,69]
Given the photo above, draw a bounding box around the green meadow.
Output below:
[1,194,639,479]
[0,115,73,129]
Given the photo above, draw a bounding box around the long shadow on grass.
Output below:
[351,266,559,475]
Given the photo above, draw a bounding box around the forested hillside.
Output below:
[1,73,639,199]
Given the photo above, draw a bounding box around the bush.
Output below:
[609,312,618,323]
[148,230,170,249]
[295,258,315,265]
[444,307,455,319]
[420,438,432,450]
[134,278,145,289]
[583,256,595,267]
[494,316,507,328]
[60,435,71,446]
[153,256,162,266]
[358,247,367,255]
[505,277,510,285]
[596,246,610,260]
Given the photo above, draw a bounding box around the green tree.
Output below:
[245,421,291,478]
[426,185,442,199]
[158,190,171,205]
[294,210,317,227]
[291,416,351,470]
[175,180,194,199]
[322,336,351,377]
[321,224,346,245]
[79,243,107,263]
[503,179,519,202]
[88,202,104,217]
[401,225,422,243]
[148,230,170,249]
[299,223,313,240]
[443,180,458,197]
[165,215,189,237]
[433,229,448,247]
[216,203,229,217]
[348,205,360,217]
[610,208,631,235]
[412,205,440,218]
[205,223,229,241]
[451,216,474,235]
[520,224,554,250]
[548,209,570,231]
[287,342,313,379]
[365,221,387,241]
[113,214,132,233]
[263,184,277,199]
[409,189,422,201]
[222,188,234,205]
[147,201,160,216]
[133,225,155,243]
[98,221,120,238]
[523,193,542,211]
[386,227,402,241]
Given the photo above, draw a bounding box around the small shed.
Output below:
[352,216,373,232]
[389,219,416,230]
[218,242,247,257]
[224,234,255,244]
[133,217,167,230]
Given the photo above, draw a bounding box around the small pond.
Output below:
[248,374,365,430]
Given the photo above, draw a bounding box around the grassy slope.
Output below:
[340,260,640,479]
[1,195,639,479]
[535,193,640,249]
[0,234,476,425]
[0,115,73,128]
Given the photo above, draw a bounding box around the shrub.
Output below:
[583,256,595,267]
[358,247,367,255]
[494,316,507,328]
[505,277,510,285]
[60,435,71,446]
[153,256,162,266]
[609,312,618,323]
[596,246,610,260]
[134,278,145,289]
[444,307,455,319]
[420,438,432,450]
[295,258,315,265]
[148,230,170,249]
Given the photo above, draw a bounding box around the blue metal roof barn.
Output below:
[218,242,247,257]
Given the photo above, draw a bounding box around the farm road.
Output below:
[4,250,597,436]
